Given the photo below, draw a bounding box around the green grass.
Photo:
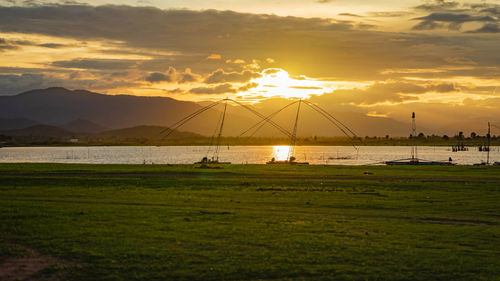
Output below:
[0,163,499,280]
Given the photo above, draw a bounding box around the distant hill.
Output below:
[0,87,221,131]
[0,124,202,140]
[60,119,108,133]
[0,87,247,136]
[0,118,39,131]
[0,87,440,137]
[1,124,74,138]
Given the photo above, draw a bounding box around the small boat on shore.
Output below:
[386,158,454,166]
[195,157,231,164]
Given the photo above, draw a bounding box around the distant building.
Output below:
[70,138,79,143]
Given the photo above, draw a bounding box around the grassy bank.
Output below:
[0,163,499,280]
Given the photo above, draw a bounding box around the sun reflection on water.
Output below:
[272,145,291,161]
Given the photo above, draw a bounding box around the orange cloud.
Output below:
[206,54,222,60]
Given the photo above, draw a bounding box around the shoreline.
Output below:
[2,144,500,147]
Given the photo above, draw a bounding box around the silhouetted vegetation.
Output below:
[1,132,499,147]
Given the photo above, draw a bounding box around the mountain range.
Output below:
[0,87,455,138]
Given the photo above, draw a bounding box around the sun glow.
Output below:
[245,68,332,99]
[272,145,291,161]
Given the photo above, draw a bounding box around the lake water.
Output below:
[0,146,498,165]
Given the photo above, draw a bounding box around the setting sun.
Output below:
[244,68,331,99]
[272,145,291,161]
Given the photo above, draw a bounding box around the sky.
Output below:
[1,0,500,130]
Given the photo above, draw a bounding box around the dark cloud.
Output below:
[1,0,18,4]
[310,80,459,106]
[0,69,141,96]
[338,13,362,17]
[52,58,139,70]
[0,37,46,51]
[0,5,353,51]
[415,13,495,23]
[429,83,458,93]
[467,23,500,33]
[476,6,500,16]
[189,83,236,95]
[0,38,19,51]
[179,73,197,83]
[0,66,71,74]
[145,67,176,83]
[145,72,171,83]
[0,0,86,6]
[12,39,34,45]
[0,73,45,95]
[38,43,68,48]
[415,0,460,11]
[412,20,444,30]
[204,69,261,84]
[178,69,200,84]
[0,5,354,82]
[163,88,184,94]
[238,82,258,92]
[388,65,500,80]
[412,1,500,32]
[145,67,201,84]
[0,37,36,51]
[136,55,230,76]
[413,12,496,31]
[0,4,500,85]
[312,87,418,106]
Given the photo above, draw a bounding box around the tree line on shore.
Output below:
[1,132,498,146]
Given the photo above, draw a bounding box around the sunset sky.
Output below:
[1,0,500,129]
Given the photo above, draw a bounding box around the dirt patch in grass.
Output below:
[0,245,72,281]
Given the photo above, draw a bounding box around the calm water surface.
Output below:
[0,146,498,165]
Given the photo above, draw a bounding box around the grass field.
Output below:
[0,163,499,280]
